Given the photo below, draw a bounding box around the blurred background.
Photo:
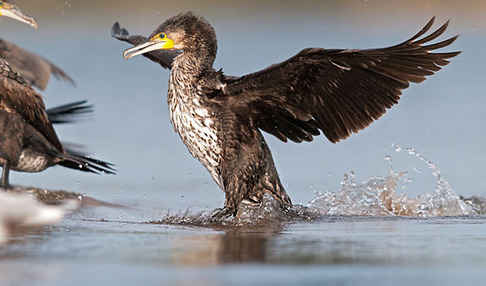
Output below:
[1,0,484,209]
[1,2,485,285]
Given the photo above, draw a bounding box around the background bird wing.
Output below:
[0,39,75,90]
[222,17,460,144]
[42,58,76,89]
[0,59,63,151]
[111,22,180,69]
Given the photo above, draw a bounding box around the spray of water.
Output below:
[153,144,482,226]
[307,144,477,217]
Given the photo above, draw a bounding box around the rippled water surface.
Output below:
[0,0,485,285]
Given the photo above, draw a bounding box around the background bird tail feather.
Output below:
[46,100,93,124]
[58,145,115,175]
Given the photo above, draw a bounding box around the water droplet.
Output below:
[393,144,402,152]
[306,145,475,217]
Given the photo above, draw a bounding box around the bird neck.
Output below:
[171,51,215,81]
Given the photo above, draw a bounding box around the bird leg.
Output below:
[0,111,25,189]
[0,160,11,189]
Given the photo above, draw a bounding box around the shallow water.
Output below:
[1,1,486,285]
[1,215,486,286]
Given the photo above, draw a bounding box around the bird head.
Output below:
[0,1,37,29]
[123,12,217,65]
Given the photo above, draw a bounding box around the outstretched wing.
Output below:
[0,58,63,151]
[223,17,460,143]
[0,39,75,90]
[111,22,180,69]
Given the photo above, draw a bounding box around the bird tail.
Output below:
[58,145,116,175]
[46,100,93,124]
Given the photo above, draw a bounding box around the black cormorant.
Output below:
[113,12,459,217]
[0,57,115,188]
[0,2,114,188]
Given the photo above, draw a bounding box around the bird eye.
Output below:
[159,33,166,39]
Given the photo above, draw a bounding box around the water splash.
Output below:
[153,194,294,227]
[308,144,477,217]
[150,145,483,227]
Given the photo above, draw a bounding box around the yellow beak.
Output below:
[123,38,174,60]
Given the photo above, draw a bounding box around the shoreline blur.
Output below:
[5,0,486,32]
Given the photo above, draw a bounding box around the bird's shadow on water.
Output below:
[170,225,282,265]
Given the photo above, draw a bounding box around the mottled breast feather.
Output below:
[168,61,223,187]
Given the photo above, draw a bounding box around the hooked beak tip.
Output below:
[23,14,38,29]
[123,52,131,60]
[1,7,38,29]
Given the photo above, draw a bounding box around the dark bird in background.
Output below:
[0,2,114,188]
[113,12,459,217]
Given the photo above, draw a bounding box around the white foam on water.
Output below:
[307,144,477,217]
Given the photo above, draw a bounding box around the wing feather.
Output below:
[223,18,460,143]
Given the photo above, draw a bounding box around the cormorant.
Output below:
[0,57,115,188]
[0,1,115,188]
[113,12,459,217]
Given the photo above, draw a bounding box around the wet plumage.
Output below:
[113,13,459,216]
